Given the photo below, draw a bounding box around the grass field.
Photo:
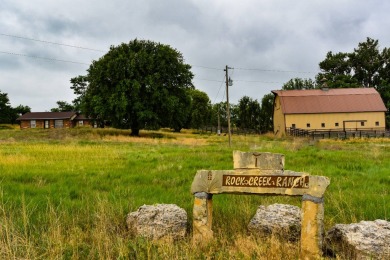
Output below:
[0,126,389,259]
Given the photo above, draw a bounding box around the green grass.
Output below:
[0,128,389,259]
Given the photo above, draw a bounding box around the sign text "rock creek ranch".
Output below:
[222,175,309,188]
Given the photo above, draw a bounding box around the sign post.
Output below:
[191,151,330,259]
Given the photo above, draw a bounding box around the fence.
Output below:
[287,127,390,139]
[197,126,261,135]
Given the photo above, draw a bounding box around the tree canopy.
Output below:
[315,38,386,89]
[285,38,390,94]
[258,93,274,133]
[51,101,75,112]
[236,96,261,131]
[0,90,31,124]
[188,89,212,129]
[72,39,194,135]
[282,78,316,90]
[280,37,390,128]
[0,90,13,123]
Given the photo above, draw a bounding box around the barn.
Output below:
[16,112,94,129]
[272,88,387,137]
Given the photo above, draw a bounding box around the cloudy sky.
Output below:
[2,0,390,111]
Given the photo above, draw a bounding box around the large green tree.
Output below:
[72,39,194,135]
[316,37,389,89]
[70,75,88,112]
[188,89,212,129]
[281,38,390,128]
[236,96,261,131]
[0,91,30,124]
[316,37,390,127]
[282,78,317,90]
[259,93,274,133]
[0,90,13,123]
[10,105,31,124]
[51,101,75,112]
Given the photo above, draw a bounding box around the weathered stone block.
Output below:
[324,219,390,259]
[233,151,285,170]
[248,204,301,241]
[127,204,188,240]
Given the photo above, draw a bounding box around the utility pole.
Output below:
[217,104,221,136]
[224,65,233,147]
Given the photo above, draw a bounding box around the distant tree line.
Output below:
[0,90,30,124]
[279,37,390,128]
[4,37,389,132]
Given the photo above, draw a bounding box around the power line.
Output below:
[192,65,223,71]
[1,32,318,86]
[196,77,283,84]
[0,51,90,65]
[196,78,224,83]
[213,75,226,104]
[2,33,319,74]
[234,79,283,84]
[0,33,106,52]
[0,50,295,85]
[234,66,317,74]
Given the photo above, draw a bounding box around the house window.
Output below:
[291,124,296,128]
[375,121,380,126]
[306,123,310,128]
[360,122,365,126]
[30,120,36,128]
[321,123,325,128]
[79,120,84,126]
[54,120,64,128]
[335,122,339,127]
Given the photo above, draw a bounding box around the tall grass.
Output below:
[0,127,389,259]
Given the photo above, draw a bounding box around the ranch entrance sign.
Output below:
[191,151,330,259]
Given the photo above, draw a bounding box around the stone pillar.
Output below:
[300,194,325,260]
[193,192,213,243]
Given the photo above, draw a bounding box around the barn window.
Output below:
[321,123,325,128]
[306,123,310,128]
[79,120,84,126]
[360,122,365,126]
[30,120,36,128]
[55,120,64,128]
[375,121,379,126]
[335,122,339,127]
[291,124,296,128]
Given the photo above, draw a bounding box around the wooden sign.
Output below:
[222,175,309,189]
[191,151,330,259]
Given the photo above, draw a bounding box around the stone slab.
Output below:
[233,151,285,170]
[191,170,330,197]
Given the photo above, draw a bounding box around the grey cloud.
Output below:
[2,0,390,111]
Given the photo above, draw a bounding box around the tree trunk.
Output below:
[131,128,140,136]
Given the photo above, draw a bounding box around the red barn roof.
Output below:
[272,88,387,114]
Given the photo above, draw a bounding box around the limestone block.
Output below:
[248,204,301,241]
[324,219,390,259]
[126,204,188,240]
[300,199,325,259]
[192,194,213,242]
[233,151,285,170]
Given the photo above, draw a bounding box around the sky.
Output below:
[2,0,390,112]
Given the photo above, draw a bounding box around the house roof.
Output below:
[272,88,387,114]
[17,112,78,120]
[74,114,91,120]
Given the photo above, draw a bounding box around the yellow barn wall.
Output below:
[285,112,386,131]
[273,95,286,137]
